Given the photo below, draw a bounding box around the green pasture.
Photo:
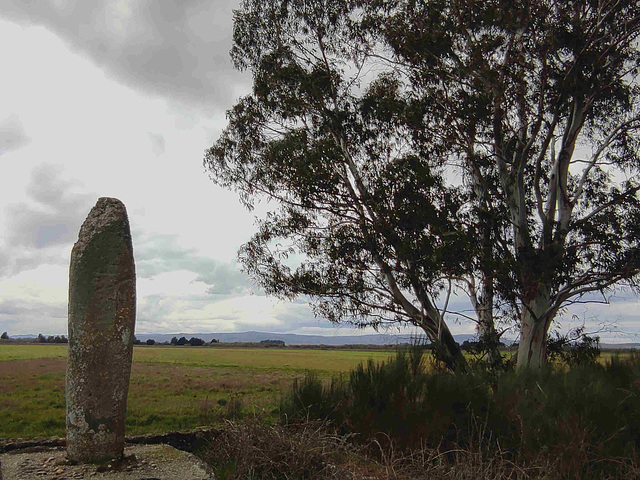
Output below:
[2,344,630,441]
[0,344,396,440]
[0,344,395,373]
[0,344,68,361]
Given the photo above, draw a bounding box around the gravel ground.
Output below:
[0,443,214,479]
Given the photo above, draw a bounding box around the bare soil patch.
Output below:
[0,358,65,379]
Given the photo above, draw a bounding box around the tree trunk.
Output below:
[432,320,468,373]
[516,312,546,370]
[477,304,503,368]
[516,287,553,371]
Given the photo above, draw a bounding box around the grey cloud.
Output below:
[0,0,250,114]
[136,233,251,295]
[137,294,172,324]
[0,115,31,155]
[5,164,94,249]
[197,264,250,296]
[0,251,8,272]
[0,298,67,335]
[148,133,165,155]
[246,305,319,334]
[9,251,68,275]
[0,297,65,318]
[1,164,96,276]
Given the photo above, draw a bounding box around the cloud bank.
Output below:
[0,0,249,114]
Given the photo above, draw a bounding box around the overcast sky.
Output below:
[0,1,637,342]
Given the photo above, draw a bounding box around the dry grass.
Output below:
[200,419,640,479]
[201,420,389,479]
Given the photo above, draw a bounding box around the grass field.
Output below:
[0,344,396,440]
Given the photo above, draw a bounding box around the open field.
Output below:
[2,344,634,441]
[0,344,396,440]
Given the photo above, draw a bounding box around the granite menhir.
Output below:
[66,197,136,463]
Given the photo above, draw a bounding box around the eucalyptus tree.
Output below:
[207,0,640,371]
[205,0,488,371]
[369,0,640,369]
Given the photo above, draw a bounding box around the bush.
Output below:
[546,326,601,367]
[280,348,640,478]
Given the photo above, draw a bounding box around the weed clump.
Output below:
[201,420,372,479]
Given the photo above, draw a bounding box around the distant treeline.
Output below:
[132,337,287,347]
[0,332,69,344]
[37,334,68,343]
[0,333,72,343]
[132,336,218,346]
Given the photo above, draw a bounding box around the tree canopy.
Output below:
[206,0,640,371]
[372,0,640,368]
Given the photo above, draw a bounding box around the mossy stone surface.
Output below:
[66,197,136,464]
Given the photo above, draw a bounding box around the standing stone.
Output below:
[66,197,136,463]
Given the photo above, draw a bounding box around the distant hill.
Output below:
[10,330,638,348]
[133,330,478,346]
[600,343,640,349]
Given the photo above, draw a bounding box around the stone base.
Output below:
[0,443,214,479]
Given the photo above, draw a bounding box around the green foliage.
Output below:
[281,371,337,422]
[546,326,601,367]
[207,0,640,373]
[371,0,640,369]
[36,333,68,344]
[282,347,491,448]
[460,333,510,373]
[282,349,640,478]
[206,0,478,371]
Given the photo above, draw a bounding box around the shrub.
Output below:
[546,326,601,367]
[280,348,640,478]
